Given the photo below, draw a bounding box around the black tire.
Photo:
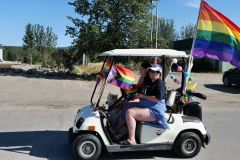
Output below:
[73,134,102,160]
[174,132,202,158]
[223,77,231,86]
[68,127,75,144]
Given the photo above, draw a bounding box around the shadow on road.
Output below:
[204,84,240,94]
[0,131,180,160]
[0,68,96,81]
[100,150,179,160]
[0,131,73,160]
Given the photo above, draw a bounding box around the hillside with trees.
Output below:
[3,1,198,73]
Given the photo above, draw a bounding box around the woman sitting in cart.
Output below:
[121,64,169,145]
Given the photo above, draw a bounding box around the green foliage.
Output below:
[22,23,58,67]
[157,18,176,48]
[66,0,179,65]
[3,46,24,61]
[51,48,76,70]
[179,23,196,40]
[23,24,35,49]
[71,65,83,74]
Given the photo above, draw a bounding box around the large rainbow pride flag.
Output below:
[192,1,240,68]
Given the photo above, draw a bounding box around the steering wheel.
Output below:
[120,88,137,100]
[120,88,130,98]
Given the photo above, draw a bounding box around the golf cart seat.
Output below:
[137,122,166,143]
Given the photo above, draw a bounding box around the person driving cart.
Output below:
[137,61,152,89]
[121,64,169,145]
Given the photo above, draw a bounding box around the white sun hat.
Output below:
[149,64,162,73]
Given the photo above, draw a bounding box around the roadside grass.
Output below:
[71,63,102,75]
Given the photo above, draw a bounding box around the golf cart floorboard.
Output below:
[107,143,173,152]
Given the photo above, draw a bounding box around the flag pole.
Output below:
[183,0,203,93]
[190,0,204,56]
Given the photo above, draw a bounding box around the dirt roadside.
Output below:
[0,73,240,111]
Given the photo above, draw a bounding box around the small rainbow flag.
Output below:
[101,60,112,77]
[193,1,240,68]
[108,65,136,90]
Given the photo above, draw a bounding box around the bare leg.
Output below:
[125,108,156,144]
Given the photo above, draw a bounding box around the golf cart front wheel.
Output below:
[223,77,231,86]
[73,134,102,160]
[174,132,201,158]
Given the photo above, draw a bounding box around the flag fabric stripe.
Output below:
[193,48,240,68]
[110,79,134,90]
[193,1,240,68]
[115,65,135,82]
[101,60,112,76]
[106,65,118,82]
[200,9,240,34]
[194,39,240,68]
[106,64,136,90]
[199,2,240,33]
[126,84,138,94]
[198,20,240,42]
[194,39,238,60]
[196,30,240,50]
[100,61,136,90]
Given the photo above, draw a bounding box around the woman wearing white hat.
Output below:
[121,64,169,145]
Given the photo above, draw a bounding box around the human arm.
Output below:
[137,68,149,88]
[136,93,160,103]
[137,75,145,88]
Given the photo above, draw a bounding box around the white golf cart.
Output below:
[68,49,210,160]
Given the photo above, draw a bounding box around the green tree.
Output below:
[157,18,177,48]
[23,23,34,64]
[33,24,45,53]
[45,27,58,48]
[51,48,75,70]
[22,23,58,66]
[66,0,153,62]
[3,46,24,62]
[179,23,196,40]
[42,26,58,67]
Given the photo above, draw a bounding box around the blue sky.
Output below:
[0,0,239,47]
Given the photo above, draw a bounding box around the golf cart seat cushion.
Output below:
[137,122,166,144]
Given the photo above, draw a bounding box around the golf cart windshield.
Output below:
[91,49,193,109]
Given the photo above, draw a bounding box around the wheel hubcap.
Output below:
[183,139,197,154]
[80,141,96,158]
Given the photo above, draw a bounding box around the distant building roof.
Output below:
[173,38,193,51]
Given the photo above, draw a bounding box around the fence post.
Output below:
[82,53,86,66]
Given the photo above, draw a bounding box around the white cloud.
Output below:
[180,0,201,9]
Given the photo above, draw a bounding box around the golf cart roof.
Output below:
[99,49,188,57]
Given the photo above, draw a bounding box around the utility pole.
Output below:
[155,0,159,49]
[151,0,160,63]
[150,1,153,48]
